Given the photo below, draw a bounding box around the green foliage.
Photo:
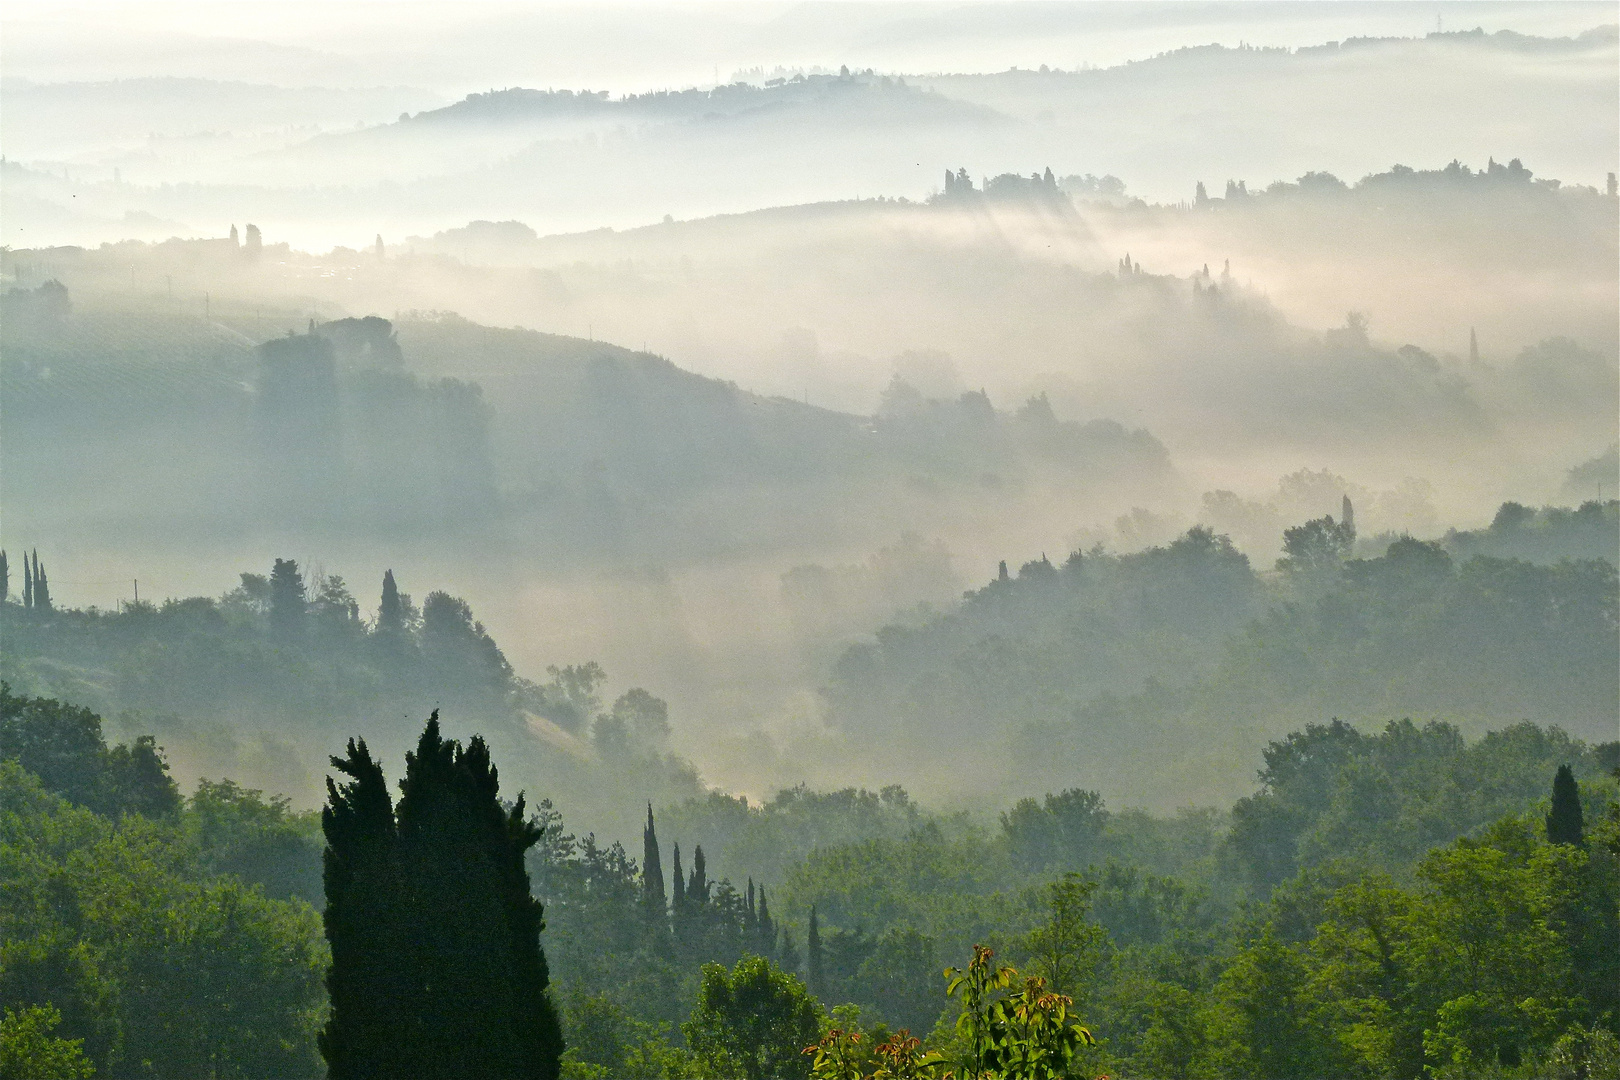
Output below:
[0,1004,95,1079]
[828,525,1617,807]
[1277,513,1356,573]
[557,992,703,1080]
[117,879,325,1079]
[683,956,824,1080]
[1224,717,1613,894]
[1444,500,1620,566]
[1022,875,1106,1009]
[804,1017,946,1080]
[0,758,326,1078]
[0,685,179,820]
[943,946,1095,1080]
[185,779,322,903]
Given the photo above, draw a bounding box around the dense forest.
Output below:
[2,681,1615,1078]
[1,504,1616,1076]
[814,500,1618,803]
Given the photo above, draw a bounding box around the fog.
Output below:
[2,2,1616,844]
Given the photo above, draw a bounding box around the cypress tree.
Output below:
[0,550,8,603]
[688,844,710,906]
[23,551,33,609]
[270,558,306,635]
[321,737,409,1080]
[756,888,775,958]
[1547,764,1584,846]
[378,570,403,634]
[806,905,825,999]
[321,714,563,1080]
[32,555,50,611]
[671,843,686,913]
[642,803,667,914]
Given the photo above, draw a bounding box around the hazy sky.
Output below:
[5,1,1611,94]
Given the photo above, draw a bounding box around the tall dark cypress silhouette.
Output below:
[321,714,563,1080]
[0,550,8,603]
[642,803,667,914]
[687,844,710,906]
[32,554,50,611]
[1547,764,1585,846]
[807,905,825,999]
[23,551,34,609]
[321,737,408,1079]
[269,558,306,636]
[756,887,776,959]
[378,569,403,634]
[671,843,686,912]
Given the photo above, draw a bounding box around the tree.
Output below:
[0,686,179,817]
[672,843,687,916]
[1546,764,1584,846]
[1208,927,1336,1080]
[1001,790,1107,873]
[687,844,711,907]
[1276,515,1355,574]
[683,955,823,1080]
[1023,874,1105,1011]
[32,551,50,611]
[944,946,1094,1080]
[854,928,941,1035]
[377,570,403,634]
[269,558,306,635]
[0,1005,95,1079]
[321,736,408,1080]
[320,714,564,1080]
[643,803,667,915]
[807,906,826,999]
[23,550,32,608]
[120,879,326,1079]
[0,549,8,603]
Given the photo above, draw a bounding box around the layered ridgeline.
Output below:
[2,683,1615,1079]
[0,288,1170,559]
[5,26,1612,239]
[1,499,1613,816]
[818,505,1618,803]
[0,557,703,835]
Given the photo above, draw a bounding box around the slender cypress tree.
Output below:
[23,551,33,609]
[1547,764,1585,847]
[321,714,563,1080]
[378,570,403,634]
[688,844,710,906]
[671,843,686,913]
[0,550,8,603]
[32,555,50,611]
[807,905,825,999]
[321,737,409,1080]
[756,888,776,958]
[642,803,667,914]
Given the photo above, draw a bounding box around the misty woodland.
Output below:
[1,5,1618,1080]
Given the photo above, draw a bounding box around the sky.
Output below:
[4,1,1612,95]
